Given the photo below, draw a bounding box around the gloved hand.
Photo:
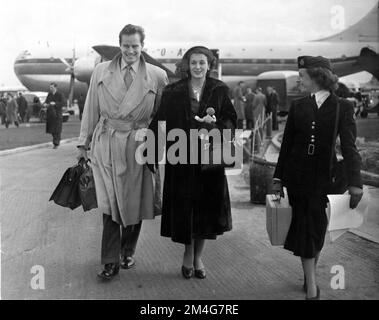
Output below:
[272,179,284,198]
[348,186,363,209]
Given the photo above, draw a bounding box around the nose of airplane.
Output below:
[74,54,99,83]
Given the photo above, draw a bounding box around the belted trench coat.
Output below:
[78,53,168,226]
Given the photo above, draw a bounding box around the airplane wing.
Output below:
[92,45,176,78]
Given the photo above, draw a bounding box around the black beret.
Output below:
[297,56,332,71]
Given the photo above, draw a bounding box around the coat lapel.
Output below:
[119,56,157,117]
[98,52,126,103]
[98,52,157,116]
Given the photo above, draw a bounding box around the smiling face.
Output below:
[189,53,209,80]
[299,68,319,93]
[120,33,143,65]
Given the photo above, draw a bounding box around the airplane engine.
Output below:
[74,53,100,84]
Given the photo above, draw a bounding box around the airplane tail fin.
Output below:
[313,1,378,42]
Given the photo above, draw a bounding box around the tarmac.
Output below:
[1,140,378,300]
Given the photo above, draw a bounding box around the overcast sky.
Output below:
[0,0,377,86]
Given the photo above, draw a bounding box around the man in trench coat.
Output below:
[45,83,64,148]
[77,24,168,280]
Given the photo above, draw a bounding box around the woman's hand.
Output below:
[272,179,284,198]
[194,114,216,124]
[348,186,363,209]
[76,146,88,161]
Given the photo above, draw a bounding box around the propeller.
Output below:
[59,47,76,107]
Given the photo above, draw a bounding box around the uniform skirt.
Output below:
[284,193,329,259]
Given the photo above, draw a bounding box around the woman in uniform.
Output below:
[272,56,363,299]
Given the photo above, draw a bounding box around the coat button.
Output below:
[312,126,315,129]
[311,139,315,143]
[312,121,315,125]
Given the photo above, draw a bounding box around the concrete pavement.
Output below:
[0,142,378,299]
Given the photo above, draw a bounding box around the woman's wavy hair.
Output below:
[175,46,217,79]
[306,67,339,92]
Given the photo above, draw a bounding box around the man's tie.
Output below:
[124,65,133,91]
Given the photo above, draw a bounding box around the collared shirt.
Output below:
[120,57,140,81]
[311,90,330,109]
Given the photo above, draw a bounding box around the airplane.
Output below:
[14,1,379,102]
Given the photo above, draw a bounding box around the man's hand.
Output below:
[272,179,284,198]
[76,146,88,161]
[50,102,56,106]
[348,186,363,209]
[135,128,148,141]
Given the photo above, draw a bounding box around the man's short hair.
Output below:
[238,81,244,85]
[50,82,58,88]
[119,24,145,45]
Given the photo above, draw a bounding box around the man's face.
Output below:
[120,33,143,65]
[49,85,56,93]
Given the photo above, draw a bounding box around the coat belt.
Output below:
[97,116,148,141]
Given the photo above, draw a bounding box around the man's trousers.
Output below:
[101,214,142,265]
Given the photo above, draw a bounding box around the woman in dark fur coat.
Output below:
[148,46,237,279]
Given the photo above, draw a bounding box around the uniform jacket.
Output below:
[274,93,362,195]
[148,77,237,244]
[45,91,64,134]
[78,53,168,226]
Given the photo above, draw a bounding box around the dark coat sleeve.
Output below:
[338,100,363,188]
[273,100,296,180]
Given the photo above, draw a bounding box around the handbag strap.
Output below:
[329,97,341,174]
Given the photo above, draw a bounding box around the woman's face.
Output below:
[299,69,318,93]
[189,53,209,80]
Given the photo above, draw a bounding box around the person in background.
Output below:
[272,56,363,300]
[17,92,28,123]
[45,83,64,149]
[5,93,19,128]
[266,86,279,131]
[252,87,266,138]
[233,81,245,129]
[0,95,6,125]
[244,87,256,130]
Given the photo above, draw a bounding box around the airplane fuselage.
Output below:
[14,41,379,98]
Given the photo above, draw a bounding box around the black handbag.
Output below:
[49,159,86,209]
[78,160,98,212]
[328,99,348,194]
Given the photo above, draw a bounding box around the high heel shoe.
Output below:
[194,268,206,279]
[181,265,194,279]
[306,286,320,300]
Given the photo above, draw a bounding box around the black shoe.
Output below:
[120,256,135,269]
[194,269,206,279]
[97,263,119,280]
[181,266,194,279]
[306,286,320,300]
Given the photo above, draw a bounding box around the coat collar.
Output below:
[98,52,156,116]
